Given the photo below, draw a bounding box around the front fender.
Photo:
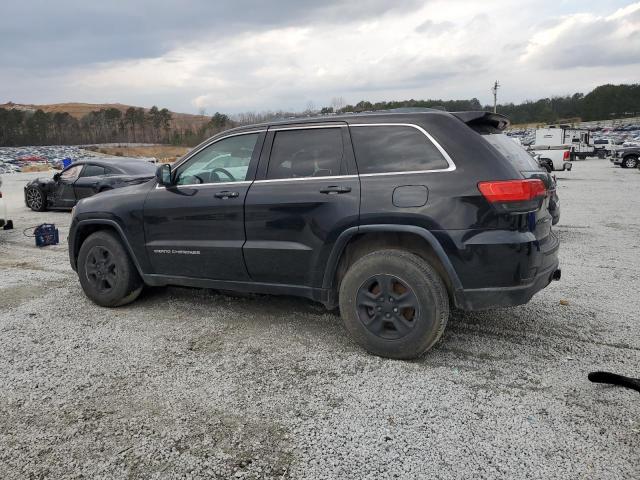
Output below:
[69,216,147,277]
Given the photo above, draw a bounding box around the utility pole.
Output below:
[492,80,500,113]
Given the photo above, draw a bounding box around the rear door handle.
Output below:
[319,186,352,194]
[214,190,239,199]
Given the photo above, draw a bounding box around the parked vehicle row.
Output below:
[67,110,561,359]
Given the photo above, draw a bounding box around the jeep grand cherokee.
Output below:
[69,110,560,359]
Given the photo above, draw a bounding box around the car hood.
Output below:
[25,177,55,188]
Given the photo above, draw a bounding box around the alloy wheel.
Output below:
[356,274,420,340]
[85,246,118,293]
[27,188,43,210]
[624,157,638,168]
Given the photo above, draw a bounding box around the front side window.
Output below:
[81,165,106,177]
[60,165,82,181]
[267,128,343,180]
[175,133,259,185]
[350,125,449,174]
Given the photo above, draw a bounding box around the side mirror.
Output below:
[156,164,173,186]
[53,172,61,181]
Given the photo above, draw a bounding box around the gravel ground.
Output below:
[0,161,638,479]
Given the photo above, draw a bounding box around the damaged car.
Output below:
[24,158,156,211]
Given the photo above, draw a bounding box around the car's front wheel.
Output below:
[623,156,638,169]
[339,249,449,359]
[26,186,47,211]
[77,230,143,307]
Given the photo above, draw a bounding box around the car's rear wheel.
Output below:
[26,186,46,211]
[339,249,449,359]
[623,156,638,169]
[77,231,142,307]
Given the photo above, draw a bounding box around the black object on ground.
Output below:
[588,371,640,393]
[23,223,59,247]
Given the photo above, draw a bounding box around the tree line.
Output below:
[1,84,638,146]
[0,106,231,147]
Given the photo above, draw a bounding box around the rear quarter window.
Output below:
[350,125,449,174]
[483,134,541,171]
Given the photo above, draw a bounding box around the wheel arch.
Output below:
[323,225,463,306]
[73,219,145,278]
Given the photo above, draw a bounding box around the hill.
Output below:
[0,101,211,132]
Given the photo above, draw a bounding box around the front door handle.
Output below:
[214,190,239,199]
[319,186,352,194]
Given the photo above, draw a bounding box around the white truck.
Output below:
[530,145,573,172]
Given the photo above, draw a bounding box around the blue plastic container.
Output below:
[62,158,72,169]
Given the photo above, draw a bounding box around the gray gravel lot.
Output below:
[0,161,638,479]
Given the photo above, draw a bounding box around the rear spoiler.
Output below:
[451,111,510,132]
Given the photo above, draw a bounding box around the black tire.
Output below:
[623,156,638,169]
[25,186,47,211]
[77,230,143,307]
[339,249,449,359]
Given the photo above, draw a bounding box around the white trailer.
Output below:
[535,126,594,159]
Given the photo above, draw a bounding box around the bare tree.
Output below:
[304,101,316,114]
[331,96,346,112]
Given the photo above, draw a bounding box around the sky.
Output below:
[2,0,639,114]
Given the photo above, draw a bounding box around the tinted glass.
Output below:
[175,133,259,185]
[81,165,106,177]
[60,165,82,181]
[117,161,156,174]
[267,128,343,180]
[350,125,448,174]
[483,134,541,171]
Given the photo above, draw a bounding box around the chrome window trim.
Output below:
[269,124,347,131]
[155,180,253,190]
[253,175,358,184]
[349,123,456,174]
[157,122,455,188]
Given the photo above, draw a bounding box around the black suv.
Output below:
[69,110,560,359]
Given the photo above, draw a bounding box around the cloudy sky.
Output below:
[2,0,639,114]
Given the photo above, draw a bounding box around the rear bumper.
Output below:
[454,260,560,310]
[434,228,560,311]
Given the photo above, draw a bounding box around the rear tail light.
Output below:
[563,150,570,160]
[478,179,547,213]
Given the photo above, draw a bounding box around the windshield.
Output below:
[483,134,541,171]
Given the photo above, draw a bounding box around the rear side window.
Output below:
[267,128,343,180]
[483,134,540,171]
[350,125,449,174]
[81,165,106,177]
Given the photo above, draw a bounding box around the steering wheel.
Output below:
[212,167,236,182]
